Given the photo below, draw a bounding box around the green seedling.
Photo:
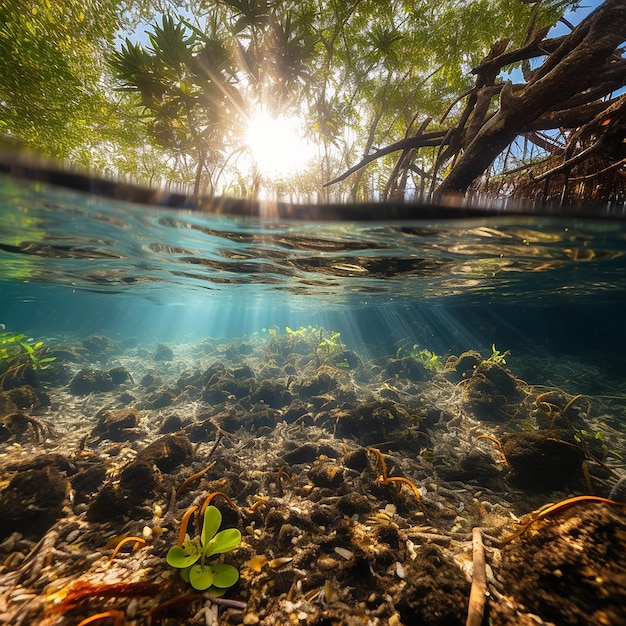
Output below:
[19,339,56,369]
[394,343,442,371]
[412,347,441,371]
[1,331,54,367]
[487,343,510,365]
[166,506,241,594]
[0,329,56,388]
[0,331,56,369]
[285,325,318,337]
[317,330,342,356]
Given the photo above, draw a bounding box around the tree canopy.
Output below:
[1,0,624,202]
[0,0,122,158]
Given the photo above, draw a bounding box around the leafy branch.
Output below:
[324,0,626,200]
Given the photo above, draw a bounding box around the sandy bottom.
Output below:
[1,330,625,625]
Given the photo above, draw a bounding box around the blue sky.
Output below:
[548,0,604,36]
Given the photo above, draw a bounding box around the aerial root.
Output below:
[108,536,147,561]
[176,461,217,498]
[367,446,423,504]
[177,505,199,546]
[75,610,125,626]
[499,495,625,547]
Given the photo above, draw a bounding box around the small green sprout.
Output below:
[411,346,441,371]
[0,331,56,370]
[317,331,342,356]
[574,429,604,444]
[0,329,56,388]
[394,342,442,371]
[166,506,241,594]
[285,325,318,337]
[487,343,510,365]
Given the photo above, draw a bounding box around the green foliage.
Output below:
[285,325,319,338]
[316,330,342,357]
[487,344,511,365]
[0,0,123,158]
[395,343,442,371]
[0,328,56,372]
[411,347,442,371]
[264,326,348,367]
[283,326,344,358]
[109,12,242,194]
[1,0,579,195]
[574,429,604,444]
[166,506,241,594]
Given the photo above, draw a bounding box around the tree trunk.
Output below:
[436,0,626,198]
[193,150,205,198]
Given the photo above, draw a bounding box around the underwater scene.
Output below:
[1,173,626,626]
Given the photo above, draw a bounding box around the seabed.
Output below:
[1,328,625,625]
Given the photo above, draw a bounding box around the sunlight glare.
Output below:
[246,109,315,177]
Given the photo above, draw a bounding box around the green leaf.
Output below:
[205,528,242,557]
[180,565,191,583]
[208,585,227,597]
[166,544,201,569]
[20,342,35,355]
[189,563,214,590]
[210,563,239,588]
[5,334,25,344]
[201,505,222,548]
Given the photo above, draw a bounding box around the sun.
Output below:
[245,109,316,178]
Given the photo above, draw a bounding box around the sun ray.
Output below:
[245,108,315,177]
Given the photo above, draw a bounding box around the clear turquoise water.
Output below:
[3,171,625,626]
[1,173,626,382]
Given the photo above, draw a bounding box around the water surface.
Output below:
[2,172,626,626]
[1,173,625,381]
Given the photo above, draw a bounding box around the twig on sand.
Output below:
[466,527,487,626]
